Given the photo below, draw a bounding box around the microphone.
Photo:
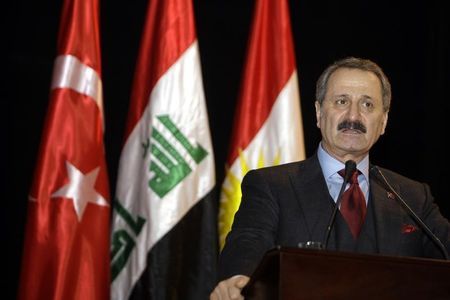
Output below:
[322,160,357,249]
[370,165,449,260]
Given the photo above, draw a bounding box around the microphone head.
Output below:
[369,165,382,180]
[344,160,357,182]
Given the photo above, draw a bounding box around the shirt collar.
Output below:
[317,142,369,182]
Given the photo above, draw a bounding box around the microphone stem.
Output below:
[373,167,449,260]
[323,182,347,249]
[323,159,356,249]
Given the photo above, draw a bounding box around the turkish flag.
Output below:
[18,0,110,299]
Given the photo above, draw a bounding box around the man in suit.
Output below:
[210,57,450,300]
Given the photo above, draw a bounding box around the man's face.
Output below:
[315,68,388,162]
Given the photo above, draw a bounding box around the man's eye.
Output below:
[362,101,374,109]
[336,99,347,105]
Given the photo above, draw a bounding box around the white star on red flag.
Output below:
[52,161,109,221]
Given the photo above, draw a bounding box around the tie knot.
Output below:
[338,169,360,184]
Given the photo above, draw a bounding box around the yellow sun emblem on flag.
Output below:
[218,148,281,249]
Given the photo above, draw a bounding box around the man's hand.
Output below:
[209,275,250,300]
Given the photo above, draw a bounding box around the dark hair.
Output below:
[316,57,391,112]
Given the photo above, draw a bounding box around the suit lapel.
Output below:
[287,156,407,253]
[288,155,334,243]
[370,173,404,255]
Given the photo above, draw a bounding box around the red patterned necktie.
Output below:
[338,169,367,238]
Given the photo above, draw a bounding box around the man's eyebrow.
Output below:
[360,95,373,100]
[333,93,350,98]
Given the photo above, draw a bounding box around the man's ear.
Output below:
[380,112,389,135]
[315,101,321,128]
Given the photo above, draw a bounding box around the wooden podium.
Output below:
[241,247,450,299]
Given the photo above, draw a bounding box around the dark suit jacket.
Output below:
[218,154,450,280]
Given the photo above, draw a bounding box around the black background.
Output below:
[4,0,450,298]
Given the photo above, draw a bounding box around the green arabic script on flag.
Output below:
[146,115,208,198]
[111,114,209,281]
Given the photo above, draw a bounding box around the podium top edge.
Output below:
[266,246,450,265]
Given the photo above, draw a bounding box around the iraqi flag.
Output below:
[110,0,217,299]
[218,0,306,248]
[18,0,111,299]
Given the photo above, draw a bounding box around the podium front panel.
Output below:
[243,247,450,299]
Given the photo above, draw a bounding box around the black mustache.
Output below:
[337,120,367,133]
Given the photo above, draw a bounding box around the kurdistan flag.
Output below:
[110,0,217,299]
[18,0,110,298]
[218,0,306,248]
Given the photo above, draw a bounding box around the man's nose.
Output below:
[347,102,361,120]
